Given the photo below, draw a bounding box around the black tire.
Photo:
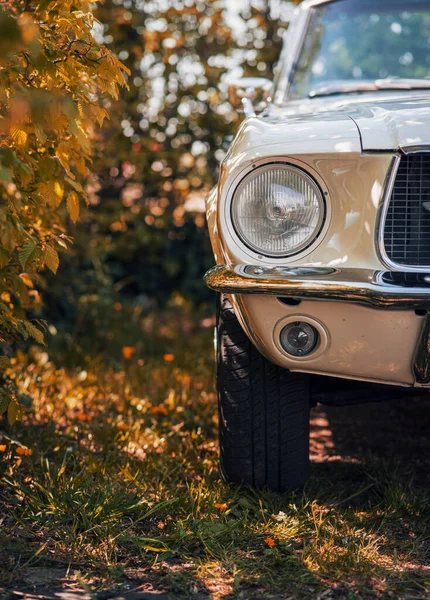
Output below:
[217,293,311,492]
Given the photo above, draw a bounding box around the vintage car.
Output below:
[204,0,430,491]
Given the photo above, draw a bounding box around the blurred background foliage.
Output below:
[44,0,295,337]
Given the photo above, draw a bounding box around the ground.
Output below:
[0,300,429,600]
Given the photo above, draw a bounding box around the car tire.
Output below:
[217,293,311,492]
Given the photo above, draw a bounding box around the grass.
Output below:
[1,297,429,599]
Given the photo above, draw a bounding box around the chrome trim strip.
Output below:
[376,154,401,270]
[377,150,430,273]
[401,144,430,155]
[204,264,430,310]
[283,11,310,102]
[275,7,311,103]
[302,0,348,6]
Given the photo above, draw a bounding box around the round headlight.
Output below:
[231,164,326,258]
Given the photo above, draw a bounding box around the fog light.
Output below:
[280,322,319,357]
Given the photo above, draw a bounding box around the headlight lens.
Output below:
[231,164,326,257]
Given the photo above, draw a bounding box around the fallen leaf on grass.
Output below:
[151,406,168,415]
[16,446,32,456]
[122,346,136,360]
[143,545,167,552]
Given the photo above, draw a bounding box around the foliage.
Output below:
[0,0,128,417]
[1,305,429,598]
[43,0,290,324]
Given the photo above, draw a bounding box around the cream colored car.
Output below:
[204,0,430,491]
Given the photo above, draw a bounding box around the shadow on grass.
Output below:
[1,308,430,599]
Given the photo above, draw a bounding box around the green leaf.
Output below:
[0,390,10,414]
[0,303,12,314]
[65,176,83,193]
[8,399,19,425]
[23,320,44,345]
[38,156,57,180]
[19,241,39,269]
[0,166,13,182]
[16,161,33,186]
[17,321,29,340]
[34,123,48,145]
[0,356,10,370]
[43,244,59,274]
[0,247,10,268]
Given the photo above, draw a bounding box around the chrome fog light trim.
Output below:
[273,314,330,362]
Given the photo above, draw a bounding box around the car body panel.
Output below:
[347,97,430,151]
[224,112,361,157]
[269,94,430,152]
[231,294,422,386]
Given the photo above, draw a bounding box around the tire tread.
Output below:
[217,294,310,492]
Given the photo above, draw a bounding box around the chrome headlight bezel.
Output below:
[230,161,327,259]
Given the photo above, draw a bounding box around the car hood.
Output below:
[274,92,430,151]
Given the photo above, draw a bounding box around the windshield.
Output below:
[288,0,430,100]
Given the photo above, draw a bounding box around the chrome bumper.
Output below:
[204,265,430,386]
[204,265,430,309]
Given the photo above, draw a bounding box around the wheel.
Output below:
[217,293,311,492]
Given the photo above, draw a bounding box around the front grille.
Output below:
[383,153,430,268]
[380,272,430,287]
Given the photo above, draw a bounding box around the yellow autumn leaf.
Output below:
[43,244,59,274]
[19,273,34,288]
[75,124,91,153]
[56,141,73,176]
[66,191,80,223]
[89,105,110,126]
[75,155,89,177]
[37,181,64,207]
[18,12,39,44]
[33,123,47,144]
[10,123,28,146]
[143,545,167,553]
